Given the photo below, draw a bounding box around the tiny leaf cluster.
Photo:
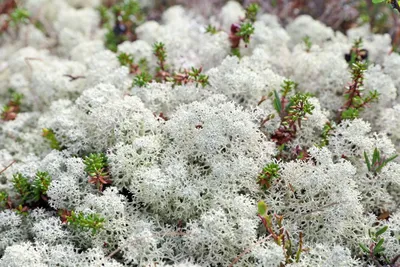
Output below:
[65,211,105,235]
[84,153,112,191]
[338,61,379,121]
[229,3,259,57]
[257,163,280,190]
[1,90,23,121]
[42,128,61,150]
[364,148,398,175]
[257,201,307,264]
[0,171,52,212]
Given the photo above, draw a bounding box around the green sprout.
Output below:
[153,42,170,81]
[12,173,32,203]
[0,191,9,209]
[133,72,152,87]
[117,52,134,67]
[11,171,52,204]
[112,0,142,22]
[188,67,209,88]
[15,204,29,216]
[66,211,105,234]
[236,22,255,44]
[205,25,218,34]
[138,58,149,72]
[283,93,315,128]
[245,3,260,22]
[1,91,23,121]
[273,79,298,115]
[364,148,398,175]
[271,80,314,149]
[9,92,23,106]
[318,121,335,148]
[153,42,168,69]
[257,200,307,264]
[105,30,124,52]
[346,38,368,66]
[257,163,280,190]
[339,62,379,121]
[97,5,112,27]
[302,36,312,52]
[341,108,359,120]
[359,225,396,266]
[32,171,51,202]
[84,153,108,177]
[231,47,241,58]
[84,153,111,191]
[10,8,30,26]
[42,128,61,150]
[101,0,144,52]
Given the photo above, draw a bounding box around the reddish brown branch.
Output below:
[0,160,16,175]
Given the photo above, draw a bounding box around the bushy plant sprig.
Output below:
[338,61,379,121]
[359,225,400,266]
[10,8,30,26]
[205,24,218,34]
[364,148,398,175]
[83,153,111,191]
[42,128,61,150]
[153,42,169,81]
[12,173,32,203]
[257,163,280,190]
[117,52,152,86]
[117,52,134,67]
[235,22,255,45]
[133,72,153,87]
[257,201,307,264]
[100,0,144,52]
[1,91,23,121]
[271,81,314,146]
[317,121,335,148]
[0,6,30,35]
[66,211,105,235]
[302,35,312,52]
[168,67,210,88]
[9,171,52,207]
[345,38,369,66]
[245,3,260,23]
[229,3,259,57]
[152,42,209,87]
[0,191,10,209]
[31,171,51,202]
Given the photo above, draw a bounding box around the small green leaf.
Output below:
[373,238,385,255]
[372,0,385,3]
[383,155,398,166]
[359,243,370,253]
[376,226,388,237]
[372,148,380,166]
[273,90,282,114]
[364,151,371,172]
[257,200,268,215]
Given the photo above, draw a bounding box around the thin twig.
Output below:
[63,74,86,82]
[391,254,400,266]
[299,202,341,217]
[229,235,272,267]
[24,57,43,72]
[0,160,16,175]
